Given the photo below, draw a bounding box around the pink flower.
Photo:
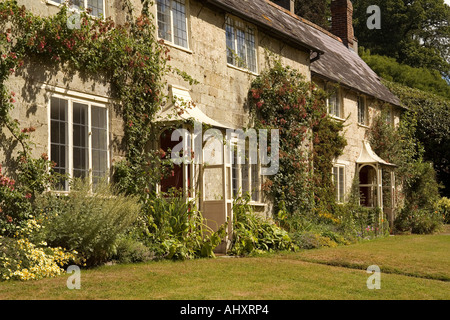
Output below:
[25,193,32,199]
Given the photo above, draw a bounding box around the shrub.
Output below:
[35,179,141,266]
[136,191,225,260]
[229,195,295,256]
[291,231,338,250]
[437,197,450,224]
[0,219,78,281]
[394,206,444,234]
[112,237,153,264]
[0,164,33,237]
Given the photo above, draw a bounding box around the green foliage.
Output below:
[0,218,79,281]
[360,48,450,99]
[136,191,226,260]
[367,100,443,234]
[291,231,338,250]
[112,236,154,264]
[0,0,171,200]
[294,0,331,30]
[248,58,346,217]
[0,164,33,237]
[312,109,347,209]
[383,81,450,197]
[353,0,450,77]
[230,195,295,256]
[437,197,450,224]
[34,179,141,266]
[395,207,444,234]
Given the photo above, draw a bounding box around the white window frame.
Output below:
[385,106,393,125]
[46,0,106,18]
[332,164,345,204]
[357,95,368,126]
[47,92,110,191]
[229,137,262,204]
[326,87,343,119]
[225,15,258,74]
[156,0,190,50]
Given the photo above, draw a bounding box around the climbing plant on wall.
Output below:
[0,0,182,238]
[247,59,346,218]
[0,0,173,198]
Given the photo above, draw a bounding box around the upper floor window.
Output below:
[50,95,109,191]
[385,106,393,124]
[225,16,257,73]
[49,0,105,18]
[358,95,367,125]
[327,88,342,119]
[157,0,189,49]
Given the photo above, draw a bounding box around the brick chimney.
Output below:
[331,0,357,51]
[271,0,295,13]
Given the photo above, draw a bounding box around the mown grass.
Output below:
[286,233,450,281]
[0,230,449,300]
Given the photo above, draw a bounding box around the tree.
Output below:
[383,80,450,197]
[360,48,450,99]
[294,0,331,30]
[352,0,450,78]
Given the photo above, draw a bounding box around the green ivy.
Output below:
[0,0,173,199]
[247,59,346,219]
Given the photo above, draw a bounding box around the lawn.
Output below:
[0,230,449,300]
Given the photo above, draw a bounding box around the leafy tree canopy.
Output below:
[294,0,331,30]
[352,0,450,78]
[360,48,450,99]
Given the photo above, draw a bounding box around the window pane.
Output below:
[251,163,259,202]
[246,27,257,72]
[73,102,89,179]
[226,17,236,65]
[50,97,68,190]
[157,0,172,42]
[173,0,188,48]
[87,0,103,17]
[91,106,108,182]
[236,28,246,69]
[242,163,249,195]
[339,167,345,203]
[232,146,239,198]
[71,0,83,10]
[358,97,365,124]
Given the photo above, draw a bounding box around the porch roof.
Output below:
[155,85,231,129]
[356,141,396,167]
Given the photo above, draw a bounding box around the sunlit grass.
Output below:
[0,231,449,300]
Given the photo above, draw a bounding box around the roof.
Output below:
[156,85,231,128]
[357,141,396,167]
[205,0,402,107]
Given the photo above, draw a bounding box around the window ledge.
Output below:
[46,1,104,19]
[161,40,193,54]
[357,123,370,129]
[249,202,266,207]
[46,0,61,6]
[227,63,259,76]
[329,115,345,122]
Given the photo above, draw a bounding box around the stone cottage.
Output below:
[0,0,403,249]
